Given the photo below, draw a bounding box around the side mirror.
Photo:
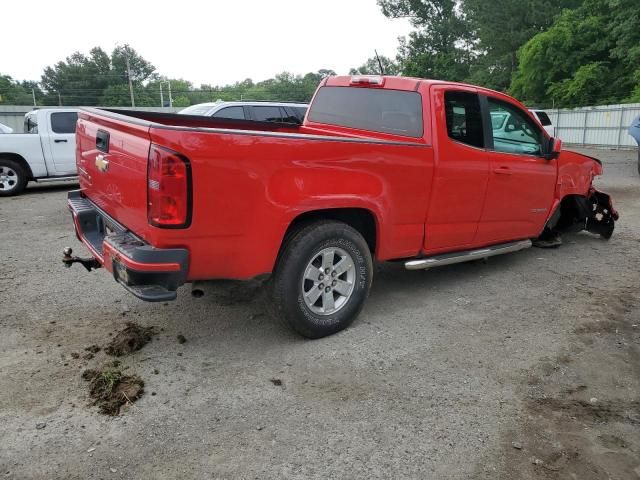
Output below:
[544,137,562,160]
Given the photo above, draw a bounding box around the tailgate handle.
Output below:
[54,139,68,143]
[96,130,110,153]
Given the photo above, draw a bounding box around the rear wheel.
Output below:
[272,221,373,339]
[0,159,27,196]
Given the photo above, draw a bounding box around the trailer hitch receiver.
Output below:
[62,247,102,272]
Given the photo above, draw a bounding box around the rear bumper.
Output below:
[67,190,188,301]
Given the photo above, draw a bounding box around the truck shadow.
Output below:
[182,231,609,344]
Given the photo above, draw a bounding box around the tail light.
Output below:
[147,144,192,228]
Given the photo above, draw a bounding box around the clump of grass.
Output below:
[82,362,144,415]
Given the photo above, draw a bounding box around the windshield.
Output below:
[491,112,508,130]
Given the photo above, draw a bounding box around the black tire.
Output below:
[0,158,28,197]
[272,220,373,339]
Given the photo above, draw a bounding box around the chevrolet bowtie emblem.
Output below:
[95,154,109,173]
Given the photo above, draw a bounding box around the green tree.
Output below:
[111,44,156,83]
[0,75,42,104]
[172,95,190,107]
[464,0,582,91]
[98,84,134,106]
[349,55,400,75]
[511,0,639,107]
[40,45,156,106]
[378,0,472,81]
[40,47,117,105]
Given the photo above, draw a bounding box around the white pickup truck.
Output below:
[0,108,79,196]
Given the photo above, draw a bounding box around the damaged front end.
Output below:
[543,189,619,241]
[585,189,619,239]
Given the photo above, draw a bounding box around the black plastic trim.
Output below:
[96,129,110,153]
[68,190,189,302]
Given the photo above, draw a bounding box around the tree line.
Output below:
[1,0,638,109]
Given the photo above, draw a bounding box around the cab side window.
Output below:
[444,91,484,148]
[488,98,542,155]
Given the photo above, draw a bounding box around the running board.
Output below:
[405,240,532,271]
[35,176,78,183]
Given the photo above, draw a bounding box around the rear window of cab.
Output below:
[308,86,423,138]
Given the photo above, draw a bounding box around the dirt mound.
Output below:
[84,345,101,354]
[82,363,144,415]
[105,323,155,357]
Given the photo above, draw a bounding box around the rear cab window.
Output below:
[307,86,423,138]
[50,112,78,134]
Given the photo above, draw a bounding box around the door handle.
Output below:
[493,166,512,175]
[54,139,68,143]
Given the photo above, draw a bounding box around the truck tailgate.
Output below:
[76,110,152,241]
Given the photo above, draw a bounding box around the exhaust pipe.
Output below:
[191,281,205,298]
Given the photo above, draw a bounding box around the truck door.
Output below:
[475,96,557,243]
[45,111,78,175]
[424,87,489,253]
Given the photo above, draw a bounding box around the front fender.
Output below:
[556,149,602,198]
[543,150,618,239]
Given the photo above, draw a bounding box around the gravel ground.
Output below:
[1,147,639,479]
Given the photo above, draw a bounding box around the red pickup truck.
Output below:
[64,75,617,338]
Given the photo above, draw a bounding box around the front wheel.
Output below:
[272,221,373,339]
[0,158,28,196]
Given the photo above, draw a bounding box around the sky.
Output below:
[2,0,413,86]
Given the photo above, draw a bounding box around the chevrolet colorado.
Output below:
[64,75,618,338]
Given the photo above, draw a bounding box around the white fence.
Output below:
[0,105,184,132]
[543,103,640,149]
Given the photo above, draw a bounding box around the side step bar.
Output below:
[36,175,78,183]
[405,240,532,271]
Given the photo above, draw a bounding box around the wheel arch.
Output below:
[542,190,616,235]
[0,153,34,180]
[278,207,379,261]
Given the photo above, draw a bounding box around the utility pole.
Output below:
[32,88,37,107]
[126,54,135,107]
[168,81,173,108]
[58,92,62,106]
[160,83,164,107]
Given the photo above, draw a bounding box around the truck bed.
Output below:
[75,107,432,280]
